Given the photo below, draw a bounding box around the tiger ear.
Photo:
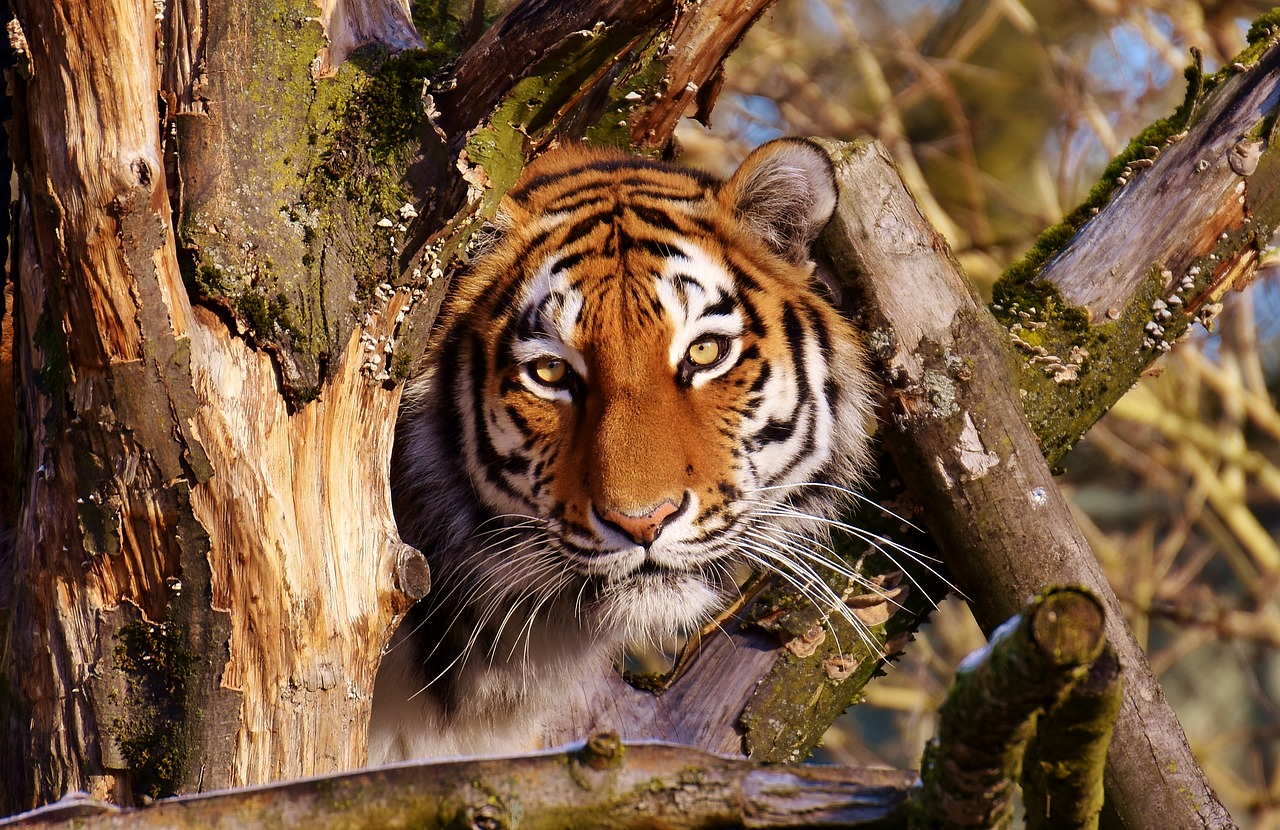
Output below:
[719,138,838,265]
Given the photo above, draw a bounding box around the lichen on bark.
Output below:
[174,1,464,401]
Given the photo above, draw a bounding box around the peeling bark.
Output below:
[0,0,427,808]
[0,0,793,812]
[312,0,423,76]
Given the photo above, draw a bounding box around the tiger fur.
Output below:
[369,138,877,762]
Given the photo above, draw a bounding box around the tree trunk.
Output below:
[818,137,1237,828]
[0,0,430,804]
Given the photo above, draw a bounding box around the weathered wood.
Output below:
[542,560,928,762]
[0,737,916,830]
[2,0,237,805]
[819,137,1235,829]
[312,0,423,75]
[993,30,1280,467]
[1,0,802,812]
[1043,47,1280,320]
[433,0,673,142]
[624,0,777,147]
[0,0,429,808]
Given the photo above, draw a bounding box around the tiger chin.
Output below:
[369,138,877,763]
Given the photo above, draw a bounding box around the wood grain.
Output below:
[1045,46,1280,319]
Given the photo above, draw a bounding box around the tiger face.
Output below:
[377,138,875,759]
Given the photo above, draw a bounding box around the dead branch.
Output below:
[0,737,914,830]
[1023,645,1123,830]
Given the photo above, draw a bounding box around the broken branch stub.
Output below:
[1023,644,1123,830]
[914,586,1107,830]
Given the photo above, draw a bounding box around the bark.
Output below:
[3,0,1278,822]
[0,737,916,830]
[1,0,426,805]
[818,137,1236,828]
[1022,646,1123,830]
[913,587,1107,830]
[995,31,1280,468]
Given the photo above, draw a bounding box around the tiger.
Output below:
[368,137,878,763]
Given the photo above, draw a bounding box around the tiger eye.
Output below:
[687,337,723,367]
[533,356,568,385]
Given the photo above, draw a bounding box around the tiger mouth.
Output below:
[614,556,721,587]
[632,559,679,577]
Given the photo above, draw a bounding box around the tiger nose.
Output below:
[597,500,681,546]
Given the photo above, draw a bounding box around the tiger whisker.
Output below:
[745,482,922,532]
[418,547,564,697]
[402,536,560,685]
[729,537,868,656]
[747,522,914,612]
[745,501,957,597]
[734,523,906,652]
[396,531,557,647]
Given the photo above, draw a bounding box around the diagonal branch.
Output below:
[819,136,1236,830]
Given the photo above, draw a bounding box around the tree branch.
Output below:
[818,136,1235,829]
[995,29,1280,466]
[1023,645,1123,830]
[0,737,915,830]
[914,587,1107,830]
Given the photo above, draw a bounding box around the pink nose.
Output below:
[598,500,680,546]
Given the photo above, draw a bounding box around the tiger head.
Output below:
[392,138,875,671]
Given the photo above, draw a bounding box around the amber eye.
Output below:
[531,356,569,386]
[686,337,726,367]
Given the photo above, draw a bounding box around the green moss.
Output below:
[464,22,674,216]
[983,32,1280,467]
[174,0,469,394]
[190,263,230,297]
[355,49,441,165]
[391,351,417,383]
[110,617,197,800]
[236,291,303,343]
[72,451,120,558]
[1245,12,1280,56]
[584,42,670,149]
[411,0,476,54]
[297,44,456,307]
[31,309,71,401]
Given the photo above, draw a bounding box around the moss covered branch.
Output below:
[1022,645,1122,830]
[913,587,1109,830]
[992,20,1280,466]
